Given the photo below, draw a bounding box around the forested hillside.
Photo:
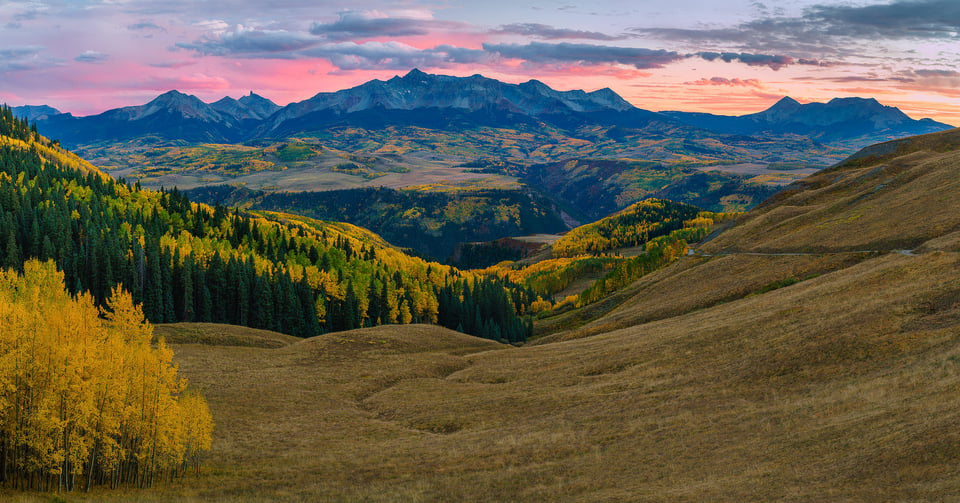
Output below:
[185,184,568,260]
[552,199,714,257]
[0,107,534,342]
[480,200,731,321]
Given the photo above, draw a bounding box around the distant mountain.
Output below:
[260,68,635,135]
[662,97,953,146]
[109,90,234,123]
[32,70,656,148]
[38,90,248,144]
[11,105,61,122]
[299,68,632,115]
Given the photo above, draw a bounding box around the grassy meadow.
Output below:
[14,247,960,502]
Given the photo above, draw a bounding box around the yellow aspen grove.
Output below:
[0,260,213,492]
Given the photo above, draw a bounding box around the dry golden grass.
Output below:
[534,252,873,344]
[704,145,960,253]
[154,322,301,348]
[10,133,960,501]
[32,249,959,502]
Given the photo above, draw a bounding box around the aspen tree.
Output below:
[0,261,213,491]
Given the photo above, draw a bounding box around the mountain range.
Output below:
[22,69,953,151]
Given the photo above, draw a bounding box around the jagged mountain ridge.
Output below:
[36,90,285,144]
[33,69,647,146]
[211,92,282,121]
[269,69,632,120]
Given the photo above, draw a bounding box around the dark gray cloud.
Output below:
[695,51,794,70]
[636,21,840,57]
[309,11,462,41]
[174,21,486,69]
[0,46,62,73]
[175,27,318,58]
[636,0,960,62]
[432,45,488,64]
[75,50,110,63]
[913,69,960,77]
[492,23,622,41]
[806,0,960,39]
[483,42,684,69]
[128,21,164,31]
[637,27,756,45]
[300,42,486,70]
[148,60,197,69]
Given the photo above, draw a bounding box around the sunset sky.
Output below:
[2,0,960,124]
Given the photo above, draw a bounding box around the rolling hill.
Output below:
[43,125,960,501]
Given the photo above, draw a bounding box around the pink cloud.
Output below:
[139,73,231,91]
[686,77,764,89]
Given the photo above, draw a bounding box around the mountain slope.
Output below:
[539,127,960,342]
[11,104,61,121]
[698,127,960,254]
[185,184,570,261]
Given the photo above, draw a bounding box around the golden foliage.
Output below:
[0,260,213,491]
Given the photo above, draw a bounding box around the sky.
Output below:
[2,0,960,124]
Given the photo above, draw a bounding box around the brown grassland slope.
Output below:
[10,128,960,501]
